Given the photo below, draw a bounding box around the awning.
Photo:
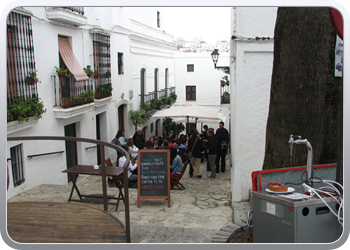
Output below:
[151,104,225,121]
[58,37,89,82]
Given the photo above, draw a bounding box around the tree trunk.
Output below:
[262,7,342,170]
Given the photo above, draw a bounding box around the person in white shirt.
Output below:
[126,138,139,161]
[118,147,138,188]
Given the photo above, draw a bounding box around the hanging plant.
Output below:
[25,70,39,85]
[83,65,94,77]
[55,66,68,81]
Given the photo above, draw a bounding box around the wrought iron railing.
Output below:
[52,75,94,108]
[7,136,131,243]
[62,7,84,15]
[220,85,230,104]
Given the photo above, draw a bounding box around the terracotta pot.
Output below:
[58,73,66,81]
[26,78,35,85]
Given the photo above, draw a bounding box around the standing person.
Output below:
[111,129,125,161]
[188,130,204,178]
[215,121,230,173]
[201,125,210,171]
[133,129,145,150]
[116,129,127,148]
[206,129,218,179]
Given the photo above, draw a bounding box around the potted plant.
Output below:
[61,97,72,108]
[86,88,95,102]
[83,65,93,77]
[152,99,163,109]
[93,70,99,79]
[7,95,46,123]
[25,70,39,85]
[220,75,230,87]
[55,66,68,81]
[105,70,111,78]
[140,102,150,111]
[170,93,177,100]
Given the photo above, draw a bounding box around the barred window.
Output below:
[186,86,196,101]
[7,11,37,105]
[118,52,124,75]
[187,64,194,72]
[93,33,111,89]
[10,144,25,187]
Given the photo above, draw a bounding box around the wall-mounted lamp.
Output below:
[211,49,230,73]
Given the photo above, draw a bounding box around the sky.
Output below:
[162,7,231,44]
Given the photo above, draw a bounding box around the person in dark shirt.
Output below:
[132,129,145,150]
[206,129,218,179]
[215,121,230,173]
[188,130,204,178]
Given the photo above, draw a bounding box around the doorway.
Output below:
[96,114,101,165]
[118,105,125,131]
[64,123,77,183]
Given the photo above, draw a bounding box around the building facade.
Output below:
[6,7,176,198]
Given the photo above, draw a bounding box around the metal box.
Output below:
[252,191,342,243]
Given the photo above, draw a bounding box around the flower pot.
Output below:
[58,73,66,81]
[94,75,98,80]
[26,78,35,85]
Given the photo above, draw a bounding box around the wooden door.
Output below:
[64,123,77,182]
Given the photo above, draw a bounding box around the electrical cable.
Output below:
[247,209,253,228]
[302,183,343,225]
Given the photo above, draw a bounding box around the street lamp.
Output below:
[211,49,229,73]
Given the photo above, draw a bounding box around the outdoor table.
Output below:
[7,201,126,243]
[62,165,125,211]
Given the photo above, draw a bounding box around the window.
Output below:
[93,33,111,90]
[140,68,146,103]
[10,144,25,187]
[150,123,154,133]
[157,11,160,28]
[165,68,168,89]
[118,53,124,75]
[154,68,158,99]
[7,11,37,105]
[186,86,196,101]
[187,64,194,72]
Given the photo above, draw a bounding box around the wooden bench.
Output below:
[170,160,189,190]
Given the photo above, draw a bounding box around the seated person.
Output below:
[118,148,138,188]
[170,147,183,177]
[126,138,138,163]
[176,139,188,162]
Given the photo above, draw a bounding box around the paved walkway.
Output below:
[7,157,251,243]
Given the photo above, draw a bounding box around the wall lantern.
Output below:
[211,49,230,73]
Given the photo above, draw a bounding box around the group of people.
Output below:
[109,121,230,188]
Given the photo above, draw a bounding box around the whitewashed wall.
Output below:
[230,7,278,201]
[174,51,230,133]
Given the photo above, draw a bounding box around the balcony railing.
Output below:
[139,87,177,116]
[52,75,94,108]
[62,7,84,15]
[220,85,230,104]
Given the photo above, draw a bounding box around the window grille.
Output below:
[93,33,111,96]
[187,64,194,72]
[118,53,124,75]
[186,86,196,101]
[157,11,160,28]
[62,7,84,15]
[7,11,37,105]
[10,144,25,187]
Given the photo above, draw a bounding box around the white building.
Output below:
[6,7,175,198]
[230,7,278,201]
[6,6,279,204]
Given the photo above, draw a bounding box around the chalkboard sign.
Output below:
[137,149,170,207]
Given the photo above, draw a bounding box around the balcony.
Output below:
[139,87,176,116]
[220,85,230,104]
[46,7,87,26]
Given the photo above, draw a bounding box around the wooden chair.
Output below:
[170,160,189,190]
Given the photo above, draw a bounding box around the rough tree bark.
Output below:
[262,7,342,170]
